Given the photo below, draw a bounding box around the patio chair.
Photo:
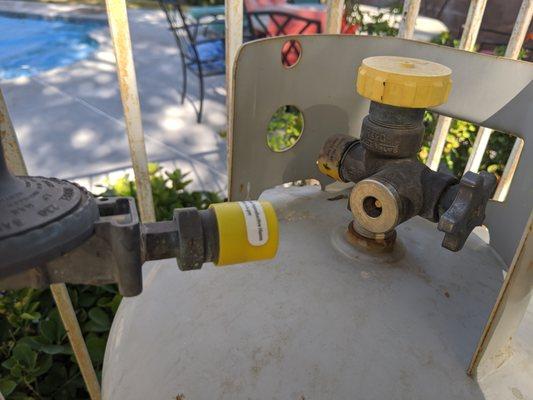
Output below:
[158,0,226,123]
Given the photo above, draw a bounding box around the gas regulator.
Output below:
[0,146,278,296]
[0,56,496,296]
[318,56,496,253]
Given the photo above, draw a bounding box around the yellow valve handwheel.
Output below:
[356,56,452,108]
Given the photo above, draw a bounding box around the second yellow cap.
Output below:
[356,56,452,108]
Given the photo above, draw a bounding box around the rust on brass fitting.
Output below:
[345,221,396,254]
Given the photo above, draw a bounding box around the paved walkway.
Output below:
[0,0,228,194]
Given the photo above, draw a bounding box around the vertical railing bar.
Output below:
[51,284,102,400]
[225,0,243,201]
[458,0,489,50]
[464,0,532,176]
[464,126,491,172]
[426,116,452,171]
[426,0,488,171]
[505,0,533,60]
[325,0,344,34]
[397,0,421,39]
[1,90,101,400]
[104,0,156,223]
[493,138,524,201]
[0,90,26,176]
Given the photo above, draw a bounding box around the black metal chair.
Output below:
[158,0,322,121]
[158,0,226,123]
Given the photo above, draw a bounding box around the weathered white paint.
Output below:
[51,284,102,400]
[0,90,26,176]
[493,137,524,202]
[325,0,344,34]
[426,0,488,170]
[465,126,492,173]
[459,0,489,51]
[225,0,243,200]
[426,114,452,171]
[105,0,156,223]
[397,0,421,39]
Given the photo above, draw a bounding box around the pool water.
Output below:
[0,13,103,80]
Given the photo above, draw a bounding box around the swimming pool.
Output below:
[0,13,104,80]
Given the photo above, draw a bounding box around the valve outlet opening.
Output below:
[363,196,383,218]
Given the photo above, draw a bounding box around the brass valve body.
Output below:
[318,56,496,252]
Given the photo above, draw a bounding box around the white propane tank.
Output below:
[102,185,532,400]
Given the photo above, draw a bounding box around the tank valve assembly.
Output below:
[0,142,278,296]
[318,56,496,253]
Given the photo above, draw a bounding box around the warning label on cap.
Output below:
[238,201,268,246]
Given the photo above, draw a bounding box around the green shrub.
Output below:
[419,114,517,178]
[266,105,304,152]
[346,2,400,36]
[0,165,221,399]
[99,163,223,221]
[0,285,120,399]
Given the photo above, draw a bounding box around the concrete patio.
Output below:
[0,0,228,194]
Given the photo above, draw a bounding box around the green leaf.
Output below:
[108,294,123,314]
[33,354,53,376]
[96,296,113,307]
[86,336,107,365]
[40,344,72,355]
[78,293,97,308]
[39,319,58,343]
[0,378,17,396]
[12,343,37,368]
[20,312,41,321]
[77,308,88,322]
[83,320,110,333]
[2,357,17,370]
[88,307,110,328]
[9,364,24,379]
[17,336,44,350]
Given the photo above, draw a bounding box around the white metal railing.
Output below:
[105,0,156,224]
[425,0,488,171]
[426,0,532,205]
[0,0,531,398]
[326,0,344,34]
[397,0,421,38]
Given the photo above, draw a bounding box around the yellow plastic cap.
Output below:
[210,201,279,266]
[356,56,452,108]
